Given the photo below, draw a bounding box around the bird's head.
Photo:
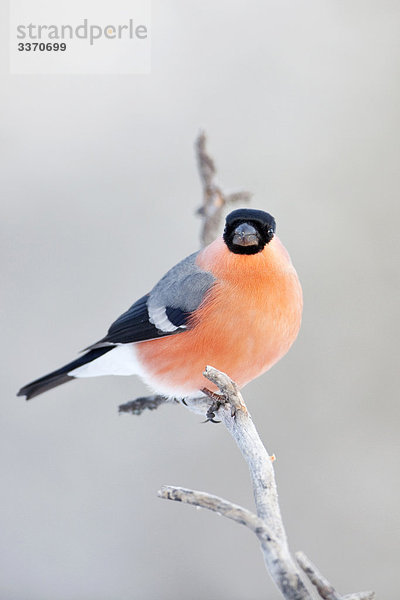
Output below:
[223,208,276,255]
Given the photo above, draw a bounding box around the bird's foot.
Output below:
[202,366,248,420]
[201,387,232,423]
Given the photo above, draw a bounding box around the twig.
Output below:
[158,486,273,540]
[341,595,376,600]
[195,131,251,247]
[296,552,375,600]
[200,367,282,538]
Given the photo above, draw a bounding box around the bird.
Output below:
[17,208,303,403]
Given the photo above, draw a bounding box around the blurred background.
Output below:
[1,1,400,598]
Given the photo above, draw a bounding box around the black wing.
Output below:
[88,294,191,349]
[88,252,215,350]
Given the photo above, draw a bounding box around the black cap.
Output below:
[223,208,276,255]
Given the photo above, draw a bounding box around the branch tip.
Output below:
[195,131,251,247]
[203,366,246,415]
[296,552,375,600]
[157,485,275,541]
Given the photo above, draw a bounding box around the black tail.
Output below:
[17,347,113,400]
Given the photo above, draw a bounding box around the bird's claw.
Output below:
[203,401,222,424]
[201,387,231,424]
[180,393,225,422]
[203,415,221,424]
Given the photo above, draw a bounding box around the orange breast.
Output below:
[135,236,303,398]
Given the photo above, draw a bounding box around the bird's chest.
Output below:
[192,239,303,380]
[201,268,302,359]
[172,269,297,392]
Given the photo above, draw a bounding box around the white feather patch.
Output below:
[70,343,206,400]
[148,305,179,333]
[69,345,145,378]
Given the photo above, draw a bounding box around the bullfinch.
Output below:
[17,208,302,401]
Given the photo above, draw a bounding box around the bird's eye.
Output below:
[267,228,274,236]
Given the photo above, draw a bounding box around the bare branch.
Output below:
[296,551,341,600]
[195,131,251,247]
[188,367,286,541]
[296,552,375,600]
[342,595,376,600]
[158,486,273,541]
[195,131,216,190]
[162,368,374,600]
[165,368,311,600]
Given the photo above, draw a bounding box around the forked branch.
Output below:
[159,368,375,600]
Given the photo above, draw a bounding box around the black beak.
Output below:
[232,223,260,247]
